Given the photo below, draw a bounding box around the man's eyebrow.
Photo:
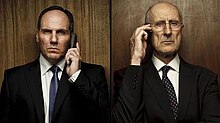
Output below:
[40,28,68,31]
[56,29,69,31]
[40,28,52,31]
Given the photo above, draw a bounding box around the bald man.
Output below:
[112,2,220,123]
[0,6,109,123]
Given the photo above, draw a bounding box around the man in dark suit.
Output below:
[0,6,109,123]
[112,1,220,123]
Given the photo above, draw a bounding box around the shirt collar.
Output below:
[39,54,66,76]
[152,54,180,72]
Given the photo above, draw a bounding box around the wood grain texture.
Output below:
[112,0,220,97]
[0,0,110,88]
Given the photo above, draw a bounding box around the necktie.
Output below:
[49,65,59,123]
[161,66,178,120]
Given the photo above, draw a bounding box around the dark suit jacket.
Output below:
[0,59,109,123]
[112,58,220,123]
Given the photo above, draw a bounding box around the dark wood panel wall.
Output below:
[1,0,220,105]
[0,0,110,88]
[112,0,220,92]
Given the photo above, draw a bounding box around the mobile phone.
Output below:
[142,23,153,63]
[146,30,152,44]
[68,33,77,65]
[70,33,77,48]
[144,23,152,44]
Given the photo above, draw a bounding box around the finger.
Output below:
[67,47,79,55]
[142,31,149,41]
[136,24,152,33]
[65,50,78,63]
[68,50,82,61]
[69,51,79,58]
[133,29,148,45]
[132,24,150,37]
[134,25,151,39]
[142,40,147,50]
[130,25,152,50]
[69,49,80,58]
[65,52,71,65]
[76,42,80,52]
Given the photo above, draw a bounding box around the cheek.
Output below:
[37,35,52,55]
[38,35,50,44]
[175,32,182,46]
[151,33,161,47]
[59,39,70,51]
[38,37,48,49]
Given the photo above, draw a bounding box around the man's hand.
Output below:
[65,42,82,77]
[130,24,152,65]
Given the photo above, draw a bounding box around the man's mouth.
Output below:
[161,41,174,44]
[48,47,59,52]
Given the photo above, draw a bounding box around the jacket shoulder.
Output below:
[180,58,217,80]
[183,59,216,72]
[81,62,105,71]
[4,60,38,76]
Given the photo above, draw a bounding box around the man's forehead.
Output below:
[150,3,180,21]
[151,11,180,21]
[40,10,69,28]
[151,2,178,10]
[42,10,68,19]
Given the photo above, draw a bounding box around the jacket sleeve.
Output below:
[0,70,10,123]
[178,68,220,123]
[198,71,220,123]
[73,65,110,123]
[112,65,145,123]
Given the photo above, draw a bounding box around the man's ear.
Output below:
[36,31,39,43]
[181,24,184,34]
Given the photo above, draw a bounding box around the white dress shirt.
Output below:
[39,54,81,123]
[152,54,180,102]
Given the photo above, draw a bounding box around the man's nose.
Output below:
[51,31,58,43]
[163,23,172,36]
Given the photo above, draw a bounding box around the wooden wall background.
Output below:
[1,0,220,108]
[112,0,220,97]
[0,0,110,89]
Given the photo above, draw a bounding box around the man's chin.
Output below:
[161,51,177,57]
[45,54,64,64]
[161,47,178,54]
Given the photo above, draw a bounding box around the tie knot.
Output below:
[161,65,171,76]
[50,65,59,74]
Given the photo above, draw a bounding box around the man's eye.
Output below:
[57,30,67,35]
[170,21,179,26]
[155,21,165,27]
[42,30,52,34]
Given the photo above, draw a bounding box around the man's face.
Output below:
[150,3,183,57]
[36,10,70,64]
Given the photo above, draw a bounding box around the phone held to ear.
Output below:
[68,33,77,65]
[70,33,77,48]
[144,23,152,44]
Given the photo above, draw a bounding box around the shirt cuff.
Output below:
[68,70,81,83]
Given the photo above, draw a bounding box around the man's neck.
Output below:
[153,52,177,64]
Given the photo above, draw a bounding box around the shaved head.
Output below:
[145,2,182,24]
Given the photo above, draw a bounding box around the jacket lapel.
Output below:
[144,61,175,122]
[52,67,71,119]
[25,60,45,123]
[177,59,195,120]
